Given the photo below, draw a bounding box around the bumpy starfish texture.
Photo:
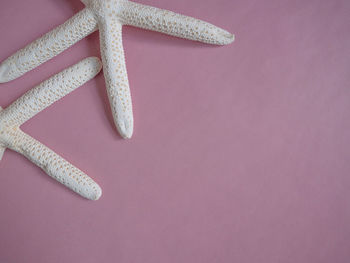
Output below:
[0,57,102,200]
[0,0,234,139]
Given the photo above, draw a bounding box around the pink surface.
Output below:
[0,0,350,262]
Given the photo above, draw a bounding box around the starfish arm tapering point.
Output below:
[0,138,5,160]
[13,130,102,200]
[117,0,234,45]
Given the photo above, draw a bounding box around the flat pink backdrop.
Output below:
[1,0,350,262]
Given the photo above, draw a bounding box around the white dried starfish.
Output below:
[0,57,102,200]
[0,0,234,139]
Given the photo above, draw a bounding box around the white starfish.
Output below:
[0,0,234,139]
[0,57,103,200]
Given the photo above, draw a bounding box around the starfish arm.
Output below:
[118,1,234,45]
[99,19,133,138]
[0,145,5,161]
[1,57,102,127]
[10,129,102,200]
[0,8,98,83]
[0,107,5,160]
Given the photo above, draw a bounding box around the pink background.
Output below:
[1,0,350,262]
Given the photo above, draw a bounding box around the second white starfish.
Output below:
[0,57,102,200]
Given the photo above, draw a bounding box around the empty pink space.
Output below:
[0,0,349,262]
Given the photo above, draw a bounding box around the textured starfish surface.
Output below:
[0,0,234,139]
[0,57,102,200]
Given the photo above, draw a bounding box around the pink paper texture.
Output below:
[0,0,350,262]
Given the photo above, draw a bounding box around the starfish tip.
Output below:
[228,33,235,44]
[90,184,102,200]
[115,117,134,139]
[218,31,235,45]
[120,123,133,139]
